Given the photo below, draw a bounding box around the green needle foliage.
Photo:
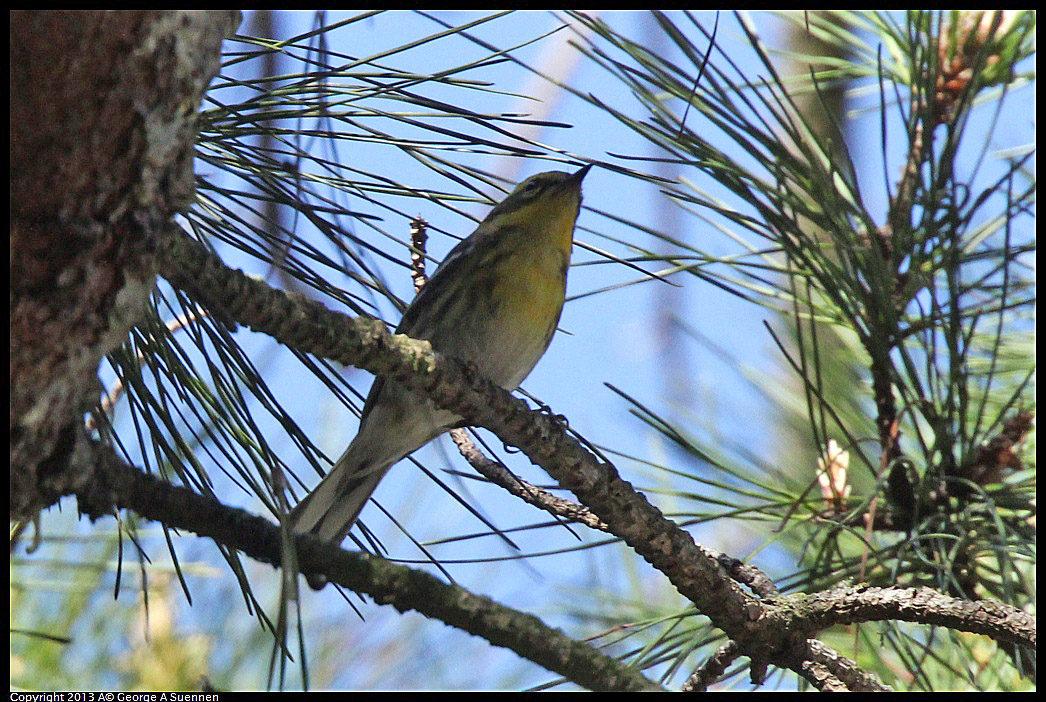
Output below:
[558,10,1034,690]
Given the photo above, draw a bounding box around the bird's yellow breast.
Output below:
[496,250,567,332]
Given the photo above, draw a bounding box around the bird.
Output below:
[290,164,590,544]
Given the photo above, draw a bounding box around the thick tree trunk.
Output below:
[10,10,240,518]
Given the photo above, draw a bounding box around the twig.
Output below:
[681,641,739,692]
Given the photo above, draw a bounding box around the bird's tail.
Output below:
[289,451,389,544]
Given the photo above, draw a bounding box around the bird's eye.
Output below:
[521,179,543,197]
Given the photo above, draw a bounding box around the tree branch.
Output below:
[76,440,662,692]
[149,222,1033,689]
[798,585,1035,649]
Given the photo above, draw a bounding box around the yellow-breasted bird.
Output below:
[290,164,590,543]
